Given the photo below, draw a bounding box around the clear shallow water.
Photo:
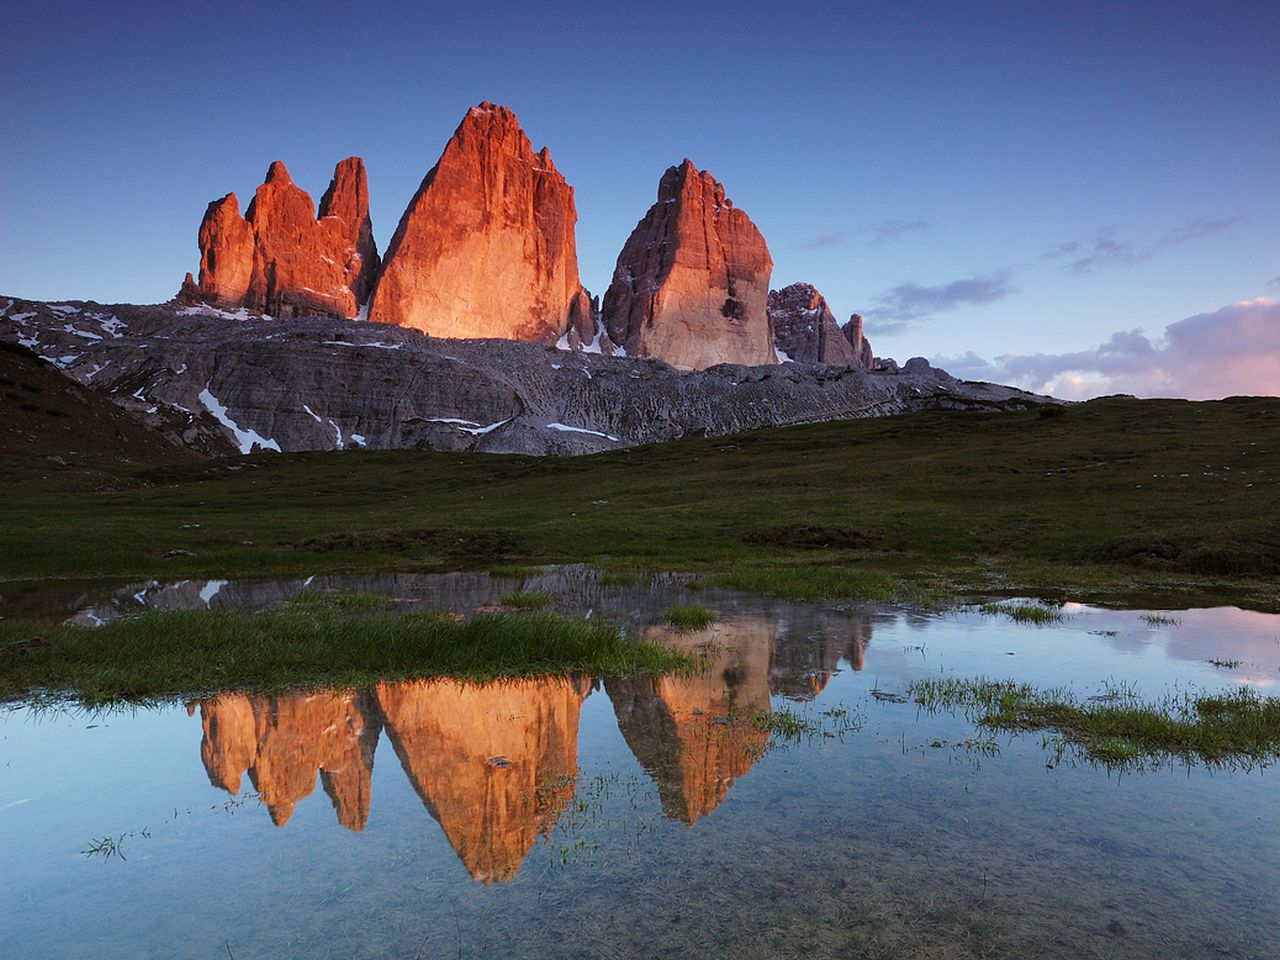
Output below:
[3,569,1279,959]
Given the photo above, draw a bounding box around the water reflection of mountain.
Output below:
[607,621,773,824]
[375,677,590,883]
[188,604,878,881]
[192,691,380,829]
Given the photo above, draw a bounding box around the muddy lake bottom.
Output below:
[2,569,1279,959]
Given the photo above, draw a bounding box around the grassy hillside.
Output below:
[2,396,1277,609]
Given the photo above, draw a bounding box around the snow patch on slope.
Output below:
[199,385,281,454]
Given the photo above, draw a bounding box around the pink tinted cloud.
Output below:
[937,297,1280,400]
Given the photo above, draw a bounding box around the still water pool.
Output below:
[2,569,1278,958]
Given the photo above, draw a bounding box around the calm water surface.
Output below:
[2,569,1278,959]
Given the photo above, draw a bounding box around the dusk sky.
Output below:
[4,0,1276,399]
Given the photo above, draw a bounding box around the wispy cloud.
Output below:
[935,297,1280,400]
[865,219,933,248]
[1042,214,1245,275]
[1267,276,1280,291]
[862,319,913,338]
[1158,214,1245,246]
[796,231,848,251]
[870,268,1017,324]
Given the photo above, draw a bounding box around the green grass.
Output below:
[665,604,717,630]
[498,589,554,609]
[2,397,1278,610]
[488,564,542,580]
[909,676,1280,769]
[978,601,1064,625]
[285,589,393,611]
[0,608,694,707]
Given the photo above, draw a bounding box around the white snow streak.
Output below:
[546,422,619,442]
[199,385,281,454]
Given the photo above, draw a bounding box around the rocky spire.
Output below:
[601,159,775,370]
[183,159,379,319]
[841,312,875,369]
[318,157,380,304]
[367,103,590,342]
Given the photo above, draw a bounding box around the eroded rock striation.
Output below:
[602,159,775,370]
[368,103,589,343]
[182,158,379,319]
[768,283,874,367]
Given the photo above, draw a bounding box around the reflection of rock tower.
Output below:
[607,619,773,824]
[193,690,381,829]
[374,677,591,883]
[768,612,876,699]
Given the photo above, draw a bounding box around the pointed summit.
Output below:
[319,157,380,304]
[367,103,589,342]
[602,159,775,370]
[183,159,380,319]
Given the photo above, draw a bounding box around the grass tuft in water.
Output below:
[978,601,1063,625]
[910,675,1280,769]
[1142,612,1183,627]
[0,608,693,707]
[498,590,553,609]
[753,707,820,740]
[665,604,717,630]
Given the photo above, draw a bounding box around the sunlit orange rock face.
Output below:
[184,158,379,319]
[375,677,590,883]
[194,691,380,830]
[607,620,772,824]
[368,103,592,343]
[602,159,775,370]
[768,283,874,368]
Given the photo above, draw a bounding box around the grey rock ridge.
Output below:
[0,296,1050,457]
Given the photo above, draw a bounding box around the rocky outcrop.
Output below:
[842,313,875,369]
[769,283,870,366]
[0,297,1051,457]
[606,621,772,824]
[602,159,775,370]
[368,103,589,343]
[182,159,379,320]
[375,677,590,883]
[193,690,381,830]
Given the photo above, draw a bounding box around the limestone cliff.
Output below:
[602,159,775,370]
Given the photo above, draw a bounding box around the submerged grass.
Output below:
[910,676,1280,769]
[0,607,694,707]
[665,604,717,630]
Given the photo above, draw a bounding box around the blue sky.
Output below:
[3,0,1277,395]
